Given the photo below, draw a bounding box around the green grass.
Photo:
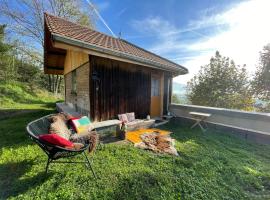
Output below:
[1,102,270,199]
[0,81,62,109]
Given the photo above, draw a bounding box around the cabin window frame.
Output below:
[71,70,77,95]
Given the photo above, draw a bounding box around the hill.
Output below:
[0,81,62,110]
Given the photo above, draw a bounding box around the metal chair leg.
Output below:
[45,158,51,174]
[83,151,97,178]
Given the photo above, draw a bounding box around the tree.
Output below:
[172,94,181,104]
[187,51,254,111]
[252,44,270,101]
[0,24,16,82]
[0,0,95,94]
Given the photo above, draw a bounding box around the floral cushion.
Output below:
[118,114,128,122]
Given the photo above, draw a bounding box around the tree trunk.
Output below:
[57,76,62,93]
[54,75,60,95]
[48,74,52,92]
[52,74,55,93]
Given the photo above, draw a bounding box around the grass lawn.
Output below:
[0,81,62,110]
[1,102,270,199]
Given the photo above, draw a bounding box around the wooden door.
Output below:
[150,75,161,117]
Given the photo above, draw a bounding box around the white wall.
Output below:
[169,104,270,135]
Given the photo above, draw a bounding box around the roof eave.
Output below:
[51,33,188,75]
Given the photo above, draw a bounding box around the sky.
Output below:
[90,0,270,84]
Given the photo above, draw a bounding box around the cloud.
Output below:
[130,0,270,84]
[186,0,270,68]
[131,17,189,55]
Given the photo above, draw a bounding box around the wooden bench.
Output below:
[189,112,211,132]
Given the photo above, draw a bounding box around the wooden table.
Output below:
[189,112,211,132]
[126,128,172,144]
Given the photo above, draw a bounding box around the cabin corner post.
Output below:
[163,73,173,115]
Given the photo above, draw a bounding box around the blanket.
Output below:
[134,132,178,156]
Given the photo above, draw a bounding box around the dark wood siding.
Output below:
[90,55,151,121]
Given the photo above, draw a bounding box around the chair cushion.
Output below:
[126,112,135,122]
[39,134,74,148]
[118,114,128,122]
[70,116,91,134]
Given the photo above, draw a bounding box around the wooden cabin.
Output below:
[44,13,188,121]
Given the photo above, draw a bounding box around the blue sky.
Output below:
[90,0,270,84]
[2,0,269,85]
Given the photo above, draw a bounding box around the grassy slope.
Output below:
[0,81,62,109]
[1,103,270,199]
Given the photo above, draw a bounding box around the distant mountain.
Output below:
[172,82,189,104]
[173,82,186,95]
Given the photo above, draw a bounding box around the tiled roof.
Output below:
[45,13,187,74]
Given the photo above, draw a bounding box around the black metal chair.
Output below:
[26,114,96,178]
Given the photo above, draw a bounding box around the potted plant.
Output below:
[119,120,127,140]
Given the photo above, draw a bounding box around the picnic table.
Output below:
[189,112,211,132]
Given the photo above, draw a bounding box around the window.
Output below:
[151,77,160,96]
[71,70,77,94]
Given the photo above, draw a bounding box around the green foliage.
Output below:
[252,44,270,105]
[187,51,254,110]
[0,25,56,94]
[0,24,10,53]
[1,102,270,199]
[49,0,95,29]
[0,24,15,82]
[0,0,96,94]
[172,93,181,104]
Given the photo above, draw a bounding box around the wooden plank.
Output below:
[189,112,212,117]
[64,50,89,74]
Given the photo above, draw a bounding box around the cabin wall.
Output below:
[64,50,89,75]
[63,49,170,120]
[90,55,152,121]
[65,62,90,116]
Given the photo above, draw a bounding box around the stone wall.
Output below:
[64,62,90,117]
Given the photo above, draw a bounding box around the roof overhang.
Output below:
[51,33,189,76]
[44,24,66,75]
